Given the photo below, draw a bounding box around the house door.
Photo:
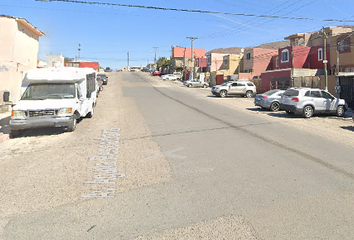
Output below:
[340,76,354,109]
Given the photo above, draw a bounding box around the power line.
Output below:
[35,0,354,23]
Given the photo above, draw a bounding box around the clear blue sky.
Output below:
[1,0,354,70]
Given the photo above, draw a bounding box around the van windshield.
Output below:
[21,83,76,100]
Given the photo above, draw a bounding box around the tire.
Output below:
[245,91,253,98]
[187,84,192,88]
[270,101,280,112]
[10,130,21,138]
[336,105,345,117]
[302,105,314,118]
[86,106,94,118]
[286,110,295,114]
[66,117,77,132]
[203,84,207,88]
[219,90,227,98]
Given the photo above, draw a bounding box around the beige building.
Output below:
[0,15,45,112]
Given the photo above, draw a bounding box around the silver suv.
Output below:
[280,87,346,118]
[211,81,256,98]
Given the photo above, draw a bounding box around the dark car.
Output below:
[97,73,108,85]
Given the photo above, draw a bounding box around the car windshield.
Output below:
[283,89,299,97]
[221,83,230,86]
[21,83,76,100]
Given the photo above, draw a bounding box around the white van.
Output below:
[10,67,98,134]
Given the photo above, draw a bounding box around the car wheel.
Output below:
[302,105,314,118]
[270,101,280,111]
[219,90,227,98]
[66,116,77,132]
[286,110,295,114]
[245,91,253,98]
[187,84,192,88]
[203,84,207,88]
[336,105,345,117]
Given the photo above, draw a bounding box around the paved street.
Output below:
[1,72,354,240]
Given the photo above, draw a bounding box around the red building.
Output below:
[260,45,329,92]
[65,61,99,71]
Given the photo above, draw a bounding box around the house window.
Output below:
[246,53,251,60]
[276,56,279,67]
[207,55,211,66]
[281,49,289,63]
[318,48,323,61]
[338,36,351,53]
[223,57,228,66]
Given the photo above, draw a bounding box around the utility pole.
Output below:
[127,51,129,70]
[153,47,158,64]
[322,27,328,91]
[187,37,198,80]
[78,43,81,61]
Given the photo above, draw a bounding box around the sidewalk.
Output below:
[0,111,11,143]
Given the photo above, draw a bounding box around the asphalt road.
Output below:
[1,72,354,240]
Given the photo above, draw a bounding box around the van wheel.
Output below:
[219,90,227,98]
[66,117,77,132]
[86,106,94,118]
[336,105,345,117]
[302,105,314,118]
[10,130,21,138]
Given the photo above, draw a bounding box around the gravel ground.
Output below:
[134,215,261,240]
[0,73,171,222]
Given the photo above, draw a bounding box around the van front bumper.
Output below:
[9,116,73,130]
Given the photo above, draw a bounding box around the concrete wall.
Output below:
[0,16,42,109]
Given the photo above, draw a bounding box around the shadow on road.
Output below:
[340,126,354,132]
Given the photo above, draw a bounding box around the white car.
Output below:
[280,87,347,118]
[184,80,209,88]
[211,81,256,98]
[161,74,180,81]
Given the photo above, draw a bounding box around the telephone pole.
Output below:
[322,27,328,91]
[127,51,129,70]
[153,47,158,64]
[187,37,198,80]
[78,43,81,61]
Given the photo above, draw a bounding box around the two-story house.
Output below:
[170,46,205,79]
[260,26,354,95]
[0,15,45,112]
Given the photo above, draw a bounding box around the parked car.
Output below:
[184,79,209,88]
[161,74,180,81]
[254,89,285,111]
[280,87,346,118]
[97,73,108,85]
[211,81,256,98]
[152,71,162,76]
[97,78,104,92]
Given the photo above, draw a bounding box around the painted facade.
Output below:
[0,15,45,111]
